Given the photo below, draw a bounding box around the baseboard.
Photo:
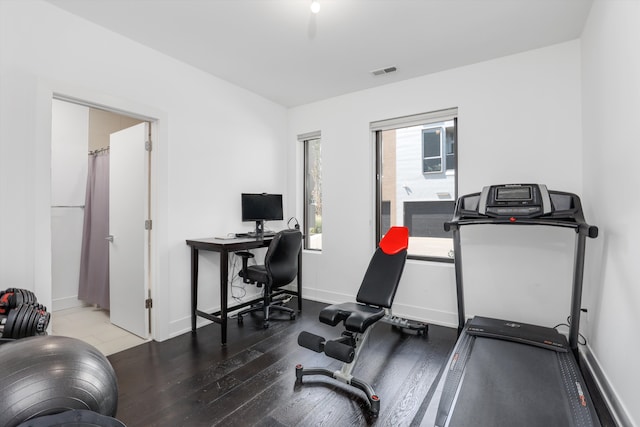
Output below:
[389,301,458,328]
[168,289,265,339]
[581,345,633,427]
[299,287,459,329]
[168,305,226,339]
[168,288,458,340]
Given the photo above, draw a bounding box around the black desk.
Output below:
[186,236,302,344]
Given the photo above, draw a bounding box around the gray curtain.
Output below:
[78,151,110,309]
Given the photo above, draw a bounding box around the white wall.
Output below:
[51,100,89,311]
[0,0,287,340]
[288,41,585,328]
[581,1,640,425]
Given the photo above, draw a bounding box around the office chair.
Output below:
[295,226,411,417]
[236,229,302,329]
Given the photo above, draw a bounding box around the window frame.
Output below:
[372,109,458,263]
[300,131,322,251]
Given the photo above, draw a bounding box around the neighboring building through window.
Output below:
[300,132,322,251]
[372,108,457,261]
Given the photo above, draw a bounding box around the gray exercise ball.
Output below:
[0,336,118,427]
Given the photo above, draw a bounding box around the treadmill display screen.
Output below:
[496,186,532,201]
[475,184,552,218]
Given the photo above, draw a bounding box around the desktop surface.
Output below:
[186,235,278,256]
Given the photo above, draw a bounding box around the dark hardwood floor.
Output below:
[108,299,457,427]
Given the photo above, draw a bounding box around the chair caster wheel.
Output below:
[263,321,269,329]
[237,315,243,325]
[290,313,296,320]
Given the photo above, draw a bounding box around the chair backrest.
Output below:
[356,226,409,308]
[265,229,303,288]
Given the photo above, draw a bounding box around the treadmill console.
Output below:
[447,183,598,237]
[479,184,551,218]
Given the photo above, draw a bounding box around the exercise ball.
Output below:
[0,336,119,427]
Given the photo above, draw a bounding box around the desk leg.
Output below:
[220,250,229,345]
[191,247,199,333]
[297,250,303,312]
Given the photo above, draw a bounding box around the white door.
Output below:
[109,122,150,338]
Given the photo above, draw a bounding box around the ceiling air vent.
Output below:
[371,66,397,76]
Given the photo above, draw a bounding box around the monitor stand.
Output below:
[249,220,265,239]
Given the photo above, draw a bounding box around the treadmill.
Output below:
[427,184,601,427]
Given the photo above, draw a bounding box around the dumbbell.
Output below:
[0,288,38,315]
[0,304,51,340]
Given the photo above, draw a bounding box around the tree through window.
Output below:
[302,133,322,251]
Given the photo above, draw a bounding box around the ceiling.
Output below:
[46,0,593,108]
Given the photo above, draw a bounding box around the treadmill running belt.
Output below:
[445,337,597,427]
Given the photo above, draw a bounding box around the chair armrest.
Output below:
[236,252,255,283]
[235,251,255,259]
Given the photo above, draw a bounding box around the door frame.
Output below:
[39,83,165,341]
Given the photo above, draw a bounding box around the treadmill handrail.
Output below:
[444,189,598,238]
[445,217,598,237]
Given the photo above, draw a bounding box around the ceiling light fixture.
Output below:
[310,0,321,14]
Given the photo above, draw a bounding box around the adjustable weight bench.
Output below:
[295,226,425,416]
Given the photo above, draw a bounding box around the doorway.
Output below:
[50,98,152,355]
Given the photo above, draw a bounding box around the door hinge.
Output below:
[145,219,152,230]
[145,298,153,309]
[145,140,152,151]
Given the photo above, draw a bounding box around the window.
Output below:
[300,132,322,251]
[422,128,442,173]
[372,108,458,261]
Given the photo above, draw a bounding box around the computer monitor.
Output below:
[241,193,283,236]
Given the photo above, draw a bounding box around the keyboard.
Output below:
[243,231,276,238]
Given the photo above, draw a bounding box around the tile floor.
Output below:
[52,305,149,356]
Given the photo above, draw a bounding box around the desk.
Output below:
[186,236,302,344]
